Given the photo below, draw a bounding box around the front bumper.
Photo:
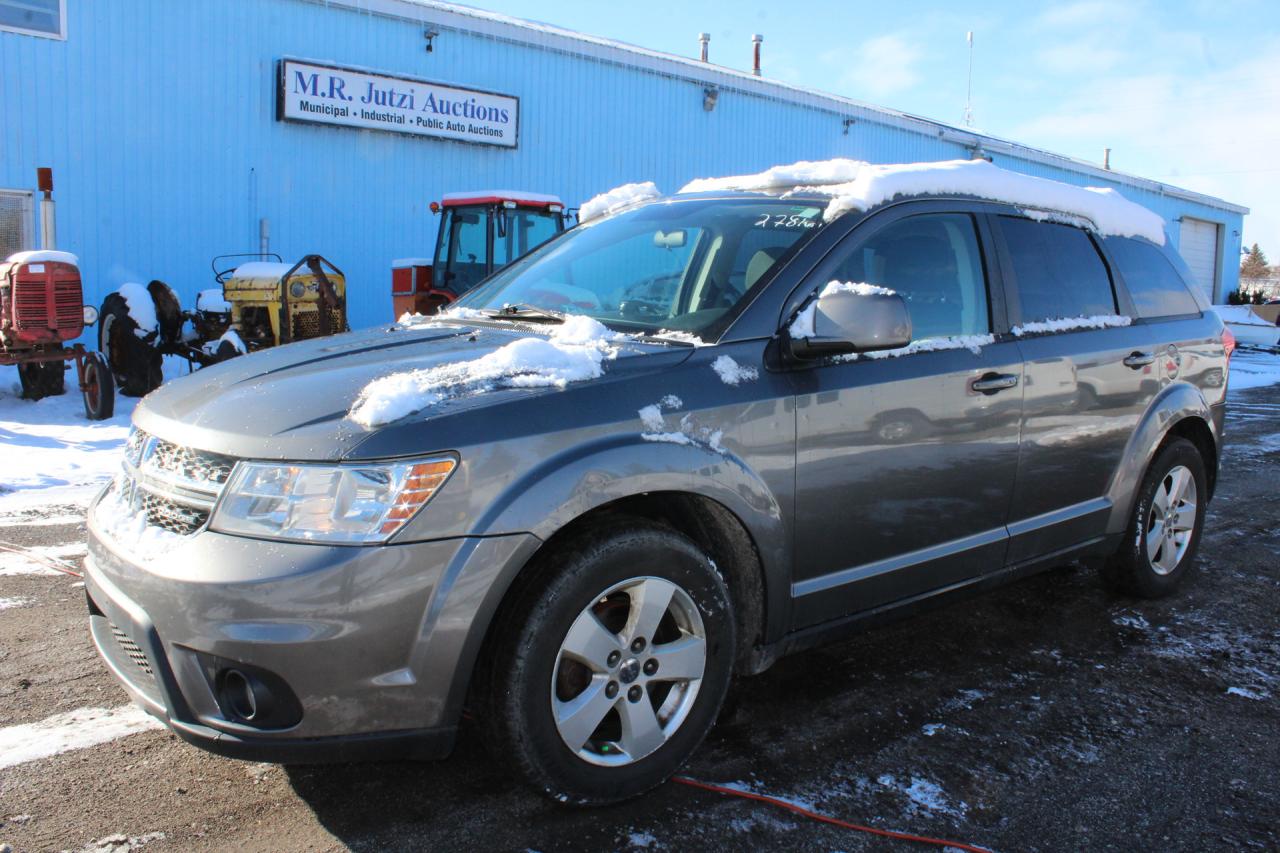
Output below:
[85,495,539,763]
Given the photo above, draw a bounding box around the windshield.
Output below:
[454,198,825,337]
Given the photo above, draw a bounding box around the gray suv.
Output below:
[85,186,1228,805]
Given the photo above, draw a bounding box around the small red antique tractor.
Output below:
[1,248,114,419]
[392,190,566,318]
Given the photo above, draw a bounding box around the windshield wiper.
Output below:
[482,303,566,323]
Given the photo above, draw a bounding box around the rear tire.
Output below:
[1102,437,1207,598]
[477,520,735,805]
[82,351,116,420]
[99,293,162,397]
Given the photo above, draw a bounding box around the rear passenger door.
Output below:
[993,215,1163,562]
[790,207,1023,627]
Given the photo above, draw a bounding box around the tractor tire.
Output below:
[82,351,116,421]
[17,349,66,400]
[99,293,162,397]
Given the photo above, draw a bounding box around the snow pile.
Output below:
[5,249,79,265]
[682,158,866,194]
[789,281,897,339]
[1011,314,1132,336]
[638,395,725,452]
[712,355,758,385]
[117,282,158,338]
[579,181,661,222]
[195,288,230,312]
[92,482,190,562]
[651,329,708,346]
[351,315,622,427]
[681,158,1167,244]
[0,704,162,770]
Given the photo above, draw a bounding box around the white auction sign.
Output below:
[277,59,519,148]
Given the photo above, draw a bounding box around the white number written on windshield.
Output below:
[753,213,820,229]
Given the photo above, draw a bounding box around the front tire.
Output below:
[1102,437,1208,598]
[81,351,116,420]
[99,293,162,397]
[478,520,735,805]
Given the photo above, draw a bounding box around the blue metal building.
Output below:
[0,0,1248,333]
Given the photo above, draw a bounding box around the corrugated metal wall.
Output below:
[0,0,1244,332]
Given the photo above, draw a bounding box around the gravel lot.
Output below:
[1,368,1277,852]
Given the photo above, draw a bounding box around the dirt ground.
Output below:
[1,384,1277,853]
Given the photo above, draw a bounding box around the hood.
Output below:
[133,320,692,461]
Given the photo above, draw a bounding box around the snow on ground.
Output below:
[1011,315,1132,336]
[0,358,187,522]
[67,832,167,853]
[350,316,622,427]
[0,542,86,577]
[0,595,32,610]
[711,355,757,386]
[1228,348,1280,391]
[681,158,1167,244]
[876,774,968,818]
[578,181,661,222]
[0,704,162,769]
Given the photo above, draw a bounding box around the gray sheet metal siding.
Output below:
[0,0,1246,332]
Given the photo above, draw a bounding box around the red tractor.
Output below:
[1,249,114,419]
[392,190,566,318]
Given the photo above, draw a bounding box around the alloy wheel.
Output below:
[1145,464,1198,575]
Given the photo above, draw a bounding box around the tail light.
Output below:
[1222,325,1236,363]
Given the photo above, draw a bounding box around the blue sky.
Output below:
[470,0,1280,259]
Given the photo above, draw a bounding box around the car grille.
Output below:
[110,622,154,678]
[113,429,236,537]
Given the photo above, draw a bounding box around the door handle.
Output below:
[1123,351,1156,369]
[971,373,1019,394]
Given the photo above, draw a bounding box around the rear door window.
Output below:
[998,217,1117,323]
[1103,238,1202,318]
[830,212,990,340]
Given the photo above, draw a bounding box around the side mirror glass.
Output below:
[786,285,912,359]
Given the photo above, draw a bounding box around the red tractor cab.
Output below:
[392,190,566,318]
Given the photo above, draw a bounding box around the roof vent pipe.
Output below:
[699,32,710,62]
[751,34,763,75]
[1103,147,1112,170]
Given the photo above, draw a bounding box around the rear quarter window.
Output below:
[998,216,1116,323]
[1104,238,1202,318]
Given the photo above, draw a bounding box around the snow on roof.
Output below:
[579,182,661,222]
[442,190,563,206]
[5,249,79,266]
[233,261,296,279]
[682,158,1168,244]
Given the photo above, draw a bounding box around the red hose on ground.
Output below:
[0,541,84,578]
[672,775,992,852]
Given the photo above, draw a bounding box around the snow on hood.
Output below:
[579,181,661,222]
[349,315,624,428]
[680,158,1167,244]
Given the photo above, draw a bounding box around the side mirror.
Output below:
[786,286,912,359]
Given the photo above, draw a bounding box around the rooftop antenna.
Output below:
[963,31,975,128]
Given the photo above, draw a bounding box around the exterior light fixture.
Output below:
[843,118,855,135]
[424,29,439,52]
[703,86,719,112]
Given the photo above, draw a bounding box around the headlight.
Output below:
[211,457,456,544]
[83,305,99,326]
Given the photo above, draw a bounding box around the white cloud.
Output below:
[835,34,923,99]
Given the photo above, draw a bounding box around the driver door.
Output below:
[789,207,1023,627]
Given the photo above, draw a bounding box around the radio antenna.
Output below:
[963,31,975,127]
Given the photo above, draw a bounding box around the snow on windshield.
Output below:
[350,315,622,427]
[681,158,1167,244]
[578,181,661,222]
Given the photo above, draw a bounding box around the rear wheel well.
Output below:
[483,494,767,678]
[1164,416,1218,499]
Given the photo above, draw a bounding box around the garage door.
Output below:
[1178,218,1220,303]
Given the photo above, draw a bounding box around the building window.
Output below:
[0,190,35,260]
[0,0,65,39]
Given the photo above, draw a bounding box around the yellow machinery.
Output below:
[219,254,348,348]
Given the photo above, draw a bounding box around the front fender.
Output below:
[1104,379,1216,534]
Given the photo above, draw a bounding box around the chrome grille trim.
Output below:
[115,429,238,536]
